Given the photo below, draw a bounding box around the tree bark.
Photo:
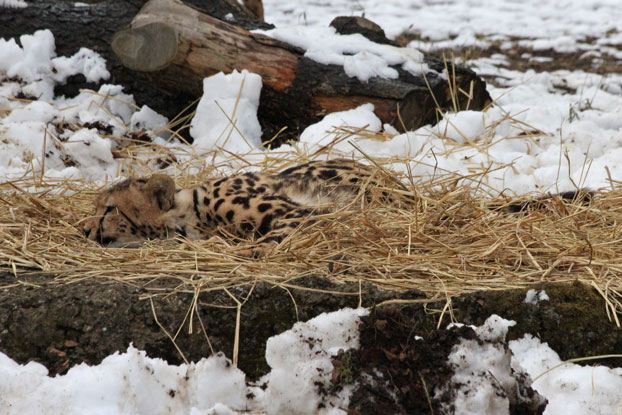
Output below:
[112,0,491,142]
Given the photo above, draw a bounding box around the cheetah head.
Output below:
[83,175,177,247]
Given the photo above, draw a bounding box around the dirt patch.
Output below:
[346,314,479,414]
[345,310,547,414]
[339,280,622,414]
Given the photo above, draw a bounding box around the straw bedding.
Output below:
[1,155,621,322]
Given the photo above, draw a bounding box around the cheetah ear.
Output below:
[145,174,176,211]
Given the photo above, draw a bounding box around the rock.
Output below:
[329,16,396,46]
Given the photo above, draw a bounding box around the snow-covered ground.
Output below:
[2,0,622,413]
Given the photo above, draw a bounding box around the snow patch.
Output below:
[299,103,381,151]
[130,105,170,138]
[511,335,622,414]
[254,26,427,83]
[0,346,248,415]
[437,315,545,415]
[0,0,27,9]
[0,30,108,101]
[261,308,368,415]
[524,289,550,305]
[190,69,263,154]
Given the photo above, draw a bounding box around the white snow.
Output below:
[511,335,622,414]
[254,26,427,82]
[262,0,622,55]
[437,315,622,415]
[0,30,170,182]
[433,110,486,145]
[437,315,539,415]
[0,346,248,415]
[261,308,367,415]
[524,289,550,305]
[4,310,618,415]
[298,103,381,149]
[3,18,622,194]
[189,69,263,154]
[0,0,27,9]
[130,105,169,136]
[0,30,109,101]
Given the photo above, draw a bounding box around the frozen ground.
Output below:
[1,0,622,414]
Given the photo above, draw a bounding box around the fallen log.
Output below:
[112,0,492,142]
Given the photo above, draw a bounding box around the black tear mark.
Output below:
[118,210,139,232]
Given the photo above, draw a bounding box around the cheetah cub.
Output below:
[83,159,402,254]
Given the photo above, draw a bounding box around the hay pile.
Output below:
[1,154,621,322]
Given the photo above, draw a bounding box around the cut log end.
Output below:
[111,22,178,72]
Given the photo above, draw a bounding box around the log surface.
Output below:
[112,0,491,142]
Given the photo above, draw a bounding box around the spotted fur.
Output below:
[83,159,401,254]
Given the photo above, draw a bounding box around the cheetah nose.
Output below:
[83,227,91,238]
